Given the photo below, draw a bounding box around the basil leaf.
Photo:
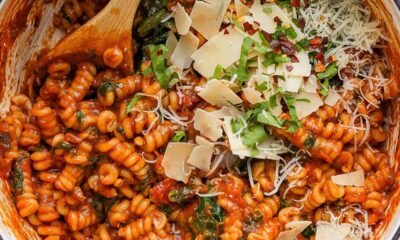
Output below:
[257,111,283,128]
[171,131,187,142]
[76,110,84,124]
[148,44,172,88]
[125,95,142,114]
[242,125,268,149]
[316,64,338,80]
[236,37,253,83]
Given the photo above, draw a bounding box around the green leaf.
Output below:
[304,135,316,149]
[257,111,283,128]
[125,95,142,114]
[232,18,244,31]
[256,82,269,92]
[76,110,84,124]
[302,225,316,238]
[191,197,225,239]
[212,64,225,79]
[285,27,298,40]
[263,52,291,67]
[263,6,272,14]
[258,31,271,48]
[236,37,254,83]
[98,81,122,96]
[88,154,105,164]
[142,66,153,76]
[320,79,330,97]
[231,117,245,134]
[54,141,72,151]
[316,64,338,80]
[242,125,268,149]
[171,131,187,142]
[13,160,24,193]
[295,39,310,51]
[148,44,172,88]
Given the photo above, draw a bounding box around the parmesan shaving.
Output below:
[234,0,249,17]
[174,3,192,35]
[193,108,223,141]
[316,221,352,240]
[284,76,304,93]
[190,0,230,39]
[292,91,323,119]
[198,79,243,107]
[276,221,312,240]
[161,143,196,183]
[171,32,200,70]
[187,145,213,171]
[331,170,365,186]
[166,31,178,63]
[243,87,264,104]
[191,26,245,77]
[325,88,340,106]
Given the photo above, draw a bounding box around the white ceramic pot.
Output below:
[0,0,400,239]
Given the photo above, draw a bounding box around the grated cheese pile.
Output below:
[299,0,385,72]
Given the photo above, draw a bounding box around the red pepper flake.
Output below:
[274,16,282,24]
[243,22,257,35]
[298,18,306,29]
[286,65,294,72]
[291,55,299,63]
[224,28,230,35]
[261,30,273,42]
[291,0,300,7]
[310,36,323,46]
[315,52,325,64]
[253,21,260,27]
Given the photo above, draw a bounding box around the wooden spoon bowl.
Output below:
[39,0,140,74]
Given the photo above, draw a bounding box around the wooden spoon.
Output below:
[42,0,140,73]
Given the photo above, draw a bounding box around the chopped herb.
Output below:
[76,110,84,124]
[13,161,24,193]
[147,44,175,88]
[241,125,268,151]
[231,117,245,134]
[263,6,272,14]
[91,193,117,221]
[171,131,187,142]
[302,225,316,238]
[88,154,105,164]
[258,31,271,48]
[236,37,253,83]
[168,187,196,204]
[257,111,283,128]
[212,64,225,79]
[263,51,291,67]
[316,64,338,80]
[116,125,125,134]
[295,39,310,51]
[125,95,142,114]
[54,142,72,151]
[98,81,122,96]
[256,82,269,92]
[232,18,244,31]
[158,204,172,214]
[283,96,302,133]
[320,79,330,97]
[251,210,263,222]
[280,199,288,209]
[304,135,316,149]
[285,27,298,40]
[191,197,225,239]
[142,66,153,76]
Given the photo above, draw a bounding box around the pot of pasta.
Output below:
[1,0,400,239]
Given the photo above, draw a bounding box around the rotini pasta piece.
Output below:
[118,210,168,240]
[13,154,39,217]
[97,110,118,133]
[117,111,160,139]
[47,60,71,79]
[59,62,96,108]
[55,164,84,192]
[11,94,32,113]
[251,161,276,193]
[99,163,119,185]
[87,174,118,198]
[286,166,308,195]
[243,183,264,208]
[255,195,280,221]
[108,199,131,227]
[220,212,243,240]
[141,75,161,95]
[247,218,283,240]
[40,78,68,101]
[94,224,112,240]
[302,182,326,213]
[322,178,345,202]
[130,193,158,217]
[65,204,97,231]
[32,101,62,139]
[19,123,41,147]
[160,89,179,112]
[37,221,67,237]
[365,156,394,192]
[134,121,173,153]
[277,207,300,224]
[98,75,142,106]
[362,191,388,225]
[37,182,60,222]
[103,46,124,68]
[96,138,149,180]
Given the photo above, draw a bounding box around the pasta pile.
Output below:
[0,0,398,240]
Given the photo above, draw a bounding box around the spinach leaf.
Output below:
[171,131,187,142]
[191,197,225,240]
